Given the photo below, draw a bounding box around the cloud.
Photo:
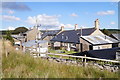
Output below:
[110,21,115,24]
[26,14,77,30]
[2,2,31,11]
[2,15,21,21]
[7,26,15,30]
[70,13,78,17]
[26,14,60,28]
[58,24,74,30]
[111,0,120,2]
[7,10,14,14]
[1,9,15,14]
[44,23,74,30]
[97,10,115,15]
[0,10,2,13]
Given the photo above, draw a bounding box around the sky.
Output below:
[1,2,119,30]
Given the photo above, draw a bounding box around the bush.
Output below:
[101,28,111,36]
[12,27,28,34]
[3,30,14,45]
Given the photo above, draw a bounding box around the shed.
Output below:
[71,47,120,60]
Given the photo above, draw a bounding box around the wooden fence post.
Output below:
[84,55,86,67]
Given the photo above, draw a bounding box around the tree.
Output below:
[101,28,111,36]
[4,30,14,45]
[12,27,28,34]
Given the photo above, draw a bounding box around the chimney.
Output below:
[80,27,83,36]
[61,26,64,31]
[95,19,99,29]
[75,24,78,30]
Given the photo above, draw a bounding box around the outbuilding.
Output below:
[22,40,48,53]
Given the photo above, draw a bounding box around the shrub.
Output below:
[3,30,14,45]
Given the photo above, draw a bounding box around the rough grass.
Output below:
[2,40,120,78]
[49,48,77,54]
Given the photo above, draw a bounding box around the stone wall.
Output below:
[26,28,40,41]
[41,56,120,72]
[80,38,90,51]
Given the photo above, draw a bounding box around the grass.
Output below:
[48,48,77,54]
[2,40,120,78]
[48,48,77,58]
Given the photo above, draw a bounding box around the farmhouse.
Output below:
[110,33,120,41]
[12,34,25,45]
[11,33,26,50]
[80,35,118,51]
[41,30,61,41]
[23,26,41,42]
[51,19,119,52]
[40,26,65,41]
[110,33,120,47]
[22,40,48,54]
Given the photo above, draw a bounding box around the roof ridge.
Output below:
[61,28,95,32]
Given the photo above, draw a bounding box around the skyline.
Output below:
[1,2,118,30]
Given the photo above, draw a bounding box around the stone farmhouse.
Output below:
[12,19,119,53]
[51,19,119,52]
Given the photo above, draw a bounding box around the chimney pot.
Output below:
[61,26,64,31]
[95,19,99,29]
[75,24,78,30]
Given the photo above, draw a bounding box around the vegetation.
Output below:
[1,30,14,35]
[12,27,28,34]
[100,29,120,36]
[48,48,77,54]
[3,30,14,45]
[107,29,120,33]
[1,27,28,35]
[101,28,111,36]
[2,40,120,78]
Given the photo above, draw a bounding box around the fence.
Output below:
[46,53,120,64]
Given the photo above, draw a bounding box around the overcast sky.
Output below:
[1,2,119,30]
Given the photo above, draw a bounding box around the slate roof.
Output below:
[111,33,120,41]
[11,35,25,41]
[23,29,32,34]
[81,35,119,45]
[51,28,96,43]
[70,47,120,60]
[22,40,48,47]
[41,30,60,39]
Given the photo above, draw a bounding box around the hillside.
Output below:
[1,40,119,78]
[1,27,28,35]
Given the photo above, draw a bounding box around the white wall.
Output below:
[37,47,48,53]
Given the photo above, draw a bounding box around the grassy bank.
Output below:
[2,40,120,78]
